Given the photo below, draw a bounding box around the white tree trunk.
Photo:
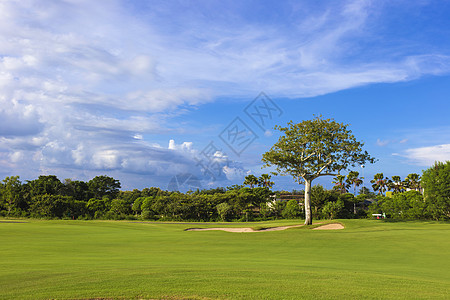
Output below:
[304,179,312,225]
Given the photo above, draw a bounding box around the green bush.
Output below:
[216,202,231,221]
[322,200,344,219]
[282,199,301,219]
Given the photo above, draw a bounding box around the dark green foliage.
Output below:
[310,184,330,218]
[26,175,64,197]
[337,193,356,218]
[197,187,226,195]
[368,191,427,219]
[88,175,121,200]
[29,194,86,219]
[282,199,301,219]
[322,199,344,219]
[422,161,450,220]
[109,198,132,216]
[269,201,287,219]
[86,197,111,217]
[216,202,232,221]
[1,176,25,215]
[141,187,165,197]
[62,179,90,201]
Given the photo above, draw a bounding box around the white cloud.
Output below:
[168,140,193,152]
[223,165,247,181]
[403,144,450,166]
[264,130,273,137]
[377,139,390,147]
[92,150,121,170]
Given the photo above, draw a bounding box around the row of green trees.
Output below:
[0,175,121,219]
[328,164,449,221]
[1,162,449,221]
[0,174,370,221]
[0,172,375,221]
[0,174,277,221]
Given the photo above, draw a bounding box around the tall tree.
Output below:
[371,173,390,195]
[346,171,363,213]
[346,171,363,195]
[262,116,375,225]
[1,176,23,215]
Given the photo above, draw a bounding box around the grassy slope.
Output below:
[0,219,449,299]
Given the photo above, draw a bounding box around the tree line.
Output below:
[0,173,371,221]
[326,165,449,221]
[367,162,450,221]
[0,174,274,221]
[1,162,448,221]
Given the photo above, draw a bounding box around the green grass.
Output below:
[0,219,449,299]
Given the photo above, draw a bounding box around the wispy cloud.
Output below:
[377,139,390,147]
[391,127,450,166]
[403,144,450,166]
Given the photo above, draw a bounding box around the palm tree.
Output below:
[371,173,390,195]
[332,175,349,194]
[243,175,259,188]
[388,175,404,194]
[258,174,274,188]
[403,173,421,191]
[346,171,363,214]
[346,171,363,195]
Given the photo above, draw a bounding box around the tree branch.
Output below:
[315,159,333,176]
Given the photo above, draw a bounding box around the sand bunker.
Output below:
[312,223,344,230]
[185,224,304,233]
[186,223,344,232]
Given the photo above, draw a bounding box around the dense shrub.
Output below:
[282,199,302,219]
[422,161,450,220]
[322,200,344,219]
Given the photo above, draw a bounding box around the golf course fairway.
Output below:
[0,219,449,299]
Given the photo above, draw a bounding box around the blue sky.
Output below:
[1,0,449,191]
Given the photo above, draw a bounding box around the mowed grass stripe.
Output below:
[0,219,449,299]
